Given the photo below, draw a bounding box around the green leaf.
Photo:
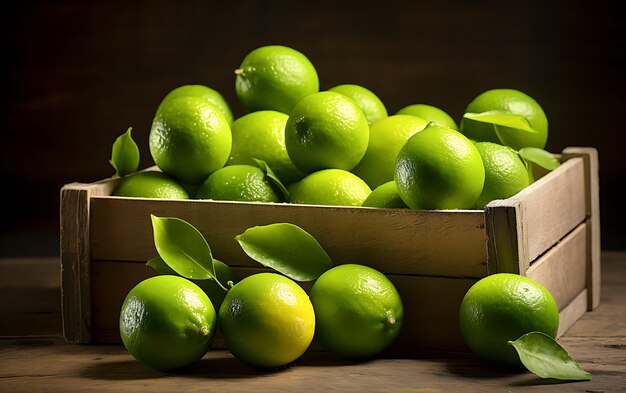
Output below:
[519,147,561,171]
[253,158,290,201]
[235,223,333,281]
[150,215,216,281]
[110,127,140,177]
[146,256,178,275]
[509,332,592,381]
[463,111,538,134]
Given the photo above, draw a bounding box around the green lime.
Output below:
[396,103,458,130]
[285,91,369,173]
[289,169,371,207]
[328,84,388,124]
[460,88,548,150]
[235,45,319,114]
[473,142,531,209]
[149,96,232,184]
[352,115,429,189]
[361,181,408,209]
[156,84,234,125]
[219,273,315,369]
[111,171,189,199]
[195,164,282,203]
[229,110,305,184]
[395,123,485,210]
[459,273,559,367]
[119,275,217,371]
[310,264,404,358]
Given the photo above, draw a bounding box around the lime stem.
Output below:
[234,68,244,75]
[200,326,209,336]
[227,280,234,289]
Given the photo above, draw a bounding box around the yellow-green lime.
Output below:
[218,273,315,369]
[473,142,531,209]
[156,84,234,125]
[235,45,319,114]
[328,84,388,124]
[396,103,458,130]
[119,275,217,371]
[361,181,408,209]
[285,91,369,172]
[395,123,485,210]
[459,273,559,367]
[112,171,189,199]
[310,264,404,358]
[289,169,371,207]
[150,96,232,184]
[352,115,429,189]
[229,110,305,184]
[460,88,548,150]
[195,164,282,203]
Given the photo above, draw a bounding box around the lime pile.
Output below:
[109,44,559,210]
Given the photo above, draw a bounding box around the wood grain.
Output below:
[485,155,587,275]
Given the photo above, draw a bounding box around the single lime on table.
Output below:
[472,142,531,209]
[396,103,458,130]
[228,110,305,184]
[149,96,232,185]
[155,84,234,125]
[352,114,429,189]
[195,164,283,203]
[394,123,485,210]
[459,273,559,367]
[310,264,404,359]
[119,275,217,371]
[285,91,369,173]
[112,171,189,199]
[460,88,548,150]
[218,273,315,369]
[289,169,371,207]
[328,84,388,124]
[235,45,319,114]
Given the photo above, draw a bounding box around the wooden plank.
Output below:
[562,147,601,310]
[526,222,587,310]
[90,260,475,352]
[60,184,92,343]
[485,156,587,275]
[89,197,487,278]
[556,289,588,338]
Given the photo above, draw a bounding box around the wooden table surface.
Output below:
[1,252,625,392]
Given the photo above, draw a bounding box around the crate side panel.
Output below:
[556,289,588,338]
[526,222,587,310]
[89,197,487,278]
[486,157,587,275]
[91,261,475,352]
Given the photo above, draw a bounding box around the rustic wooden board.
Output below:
[526,222,587,310]
[90,260,476,352]
[89,197,488,278]
[485,156,587,275]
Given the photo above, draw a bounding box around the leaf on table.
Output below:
[519,147,561,171]
[509,331,592,381]
[235,223,333,281]
[150,215,216,281]
[110,127,140,177]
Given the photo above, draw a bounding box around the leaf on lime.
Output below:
[146,256,177,275]
[235,223,333,281]
[253,158,291,201]
[110,127,140,177]
[150,215,217,281]
[463,111,538,134]
[519,147,561,171]
[508,331,592,381]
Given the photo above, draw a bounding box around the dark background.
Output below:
[1,0,624,256]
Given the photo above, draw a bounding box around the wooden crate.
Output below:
[60,147,600,354]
